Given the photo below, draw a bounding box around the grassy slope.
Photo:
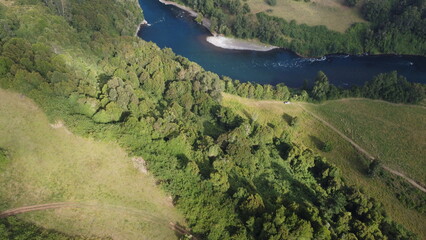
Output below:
[0,89,184,240]
[306,99,426,186]
[246,0,366,33]
[222,93,426,239]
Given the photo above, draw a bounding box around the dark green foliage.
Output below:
[321,141,333,152]
[223,78,299,101]
[368,159,382,177]
[290,116,299,127]
[225,69,423,107]
[0,1,419,239]
[16,0,142,36]
[312,71,330,101]
[363,71,425,104]
[344,0,359,7]
[382,170,426,213]
[361,0,426,54]
[307,71,425,104]
[266,0,277,6]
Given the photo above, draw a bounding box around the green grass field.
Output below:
[222,93,426,238]
[306,99,426,186]
[246,0,366,32]
[0,89,184,240]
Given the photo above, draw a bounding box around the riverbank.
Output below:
[135,20,149,36]
[206,36,278,52]
[159,0,197,17]
[138,0,426,87]
[158,0,278,52]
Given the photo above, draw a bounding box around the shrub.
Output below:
[322,141,333,152]
[266,0,277,6]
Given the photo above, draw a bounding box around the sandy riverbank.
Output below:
[206,36,278,52]
[157,0,277,52]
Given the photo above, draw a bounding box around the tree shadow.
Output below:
[309,136,370,175]
[203,120,225,139]
[242,109,251,119]
[98,73,112,88]
[354,154,371,176]
[252,161,319,210]
[172,221,199,240]
[282,113,293,126]
[176,154,189,169]
[309,135,324,151]
[271,162,318,203]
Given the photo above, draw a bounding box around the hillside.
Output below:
[222,93,426,238]
[0,89,184,239]
[306,99,426,186]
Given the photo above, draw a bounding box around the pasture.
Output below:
[246,0,366,32]
[0,89,184,240]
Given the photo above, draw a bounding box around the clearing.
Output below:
[305,99,426,186]
[222,93,426,238]
[246,0,366,33]
[0,88,184,240]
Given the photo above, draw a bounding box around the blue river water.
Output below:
[137,0,426,88]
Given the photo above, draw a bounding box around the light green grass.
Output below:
[0,88,184,240]
[246,0,366,32]
[222,93,426,239]
[306,99,426,186]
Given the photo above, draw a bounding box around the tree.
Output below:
[311,71,330,101]
[362,0,391,23]
[344,0,358,7]
[368,159,381,177]
[363,71,424,104]
[92,102,123,123]
[290,116,299,127]
[322,141,333,152]
[266,0,277,6]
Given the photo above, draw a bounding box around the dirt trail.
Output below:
[0,202,168,222]
[382,166,426,193]
[0,202,195,238]
[0,202,78,218]
[297,103,426,193]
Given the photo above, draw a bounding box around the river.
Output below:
[137,0,426,88]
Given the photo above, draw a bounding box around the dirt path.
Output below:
[0,202,195,238]
[297,103,426,193]
[0,202,79,218]
[382,166,426,193]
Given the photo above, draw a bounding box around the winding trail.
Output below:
[0,202,195,238]
[0,202,78,218]
[297,103,426,193]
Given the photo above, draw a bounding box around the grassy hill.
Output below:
[0,89,184,240]
[246,0,366,33]
[306,99,426,186]
[222,93,426,238]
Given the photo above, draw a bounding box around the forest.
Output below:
[173,0,426,56]
[224,70,426,104]
[0,0,422,239]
